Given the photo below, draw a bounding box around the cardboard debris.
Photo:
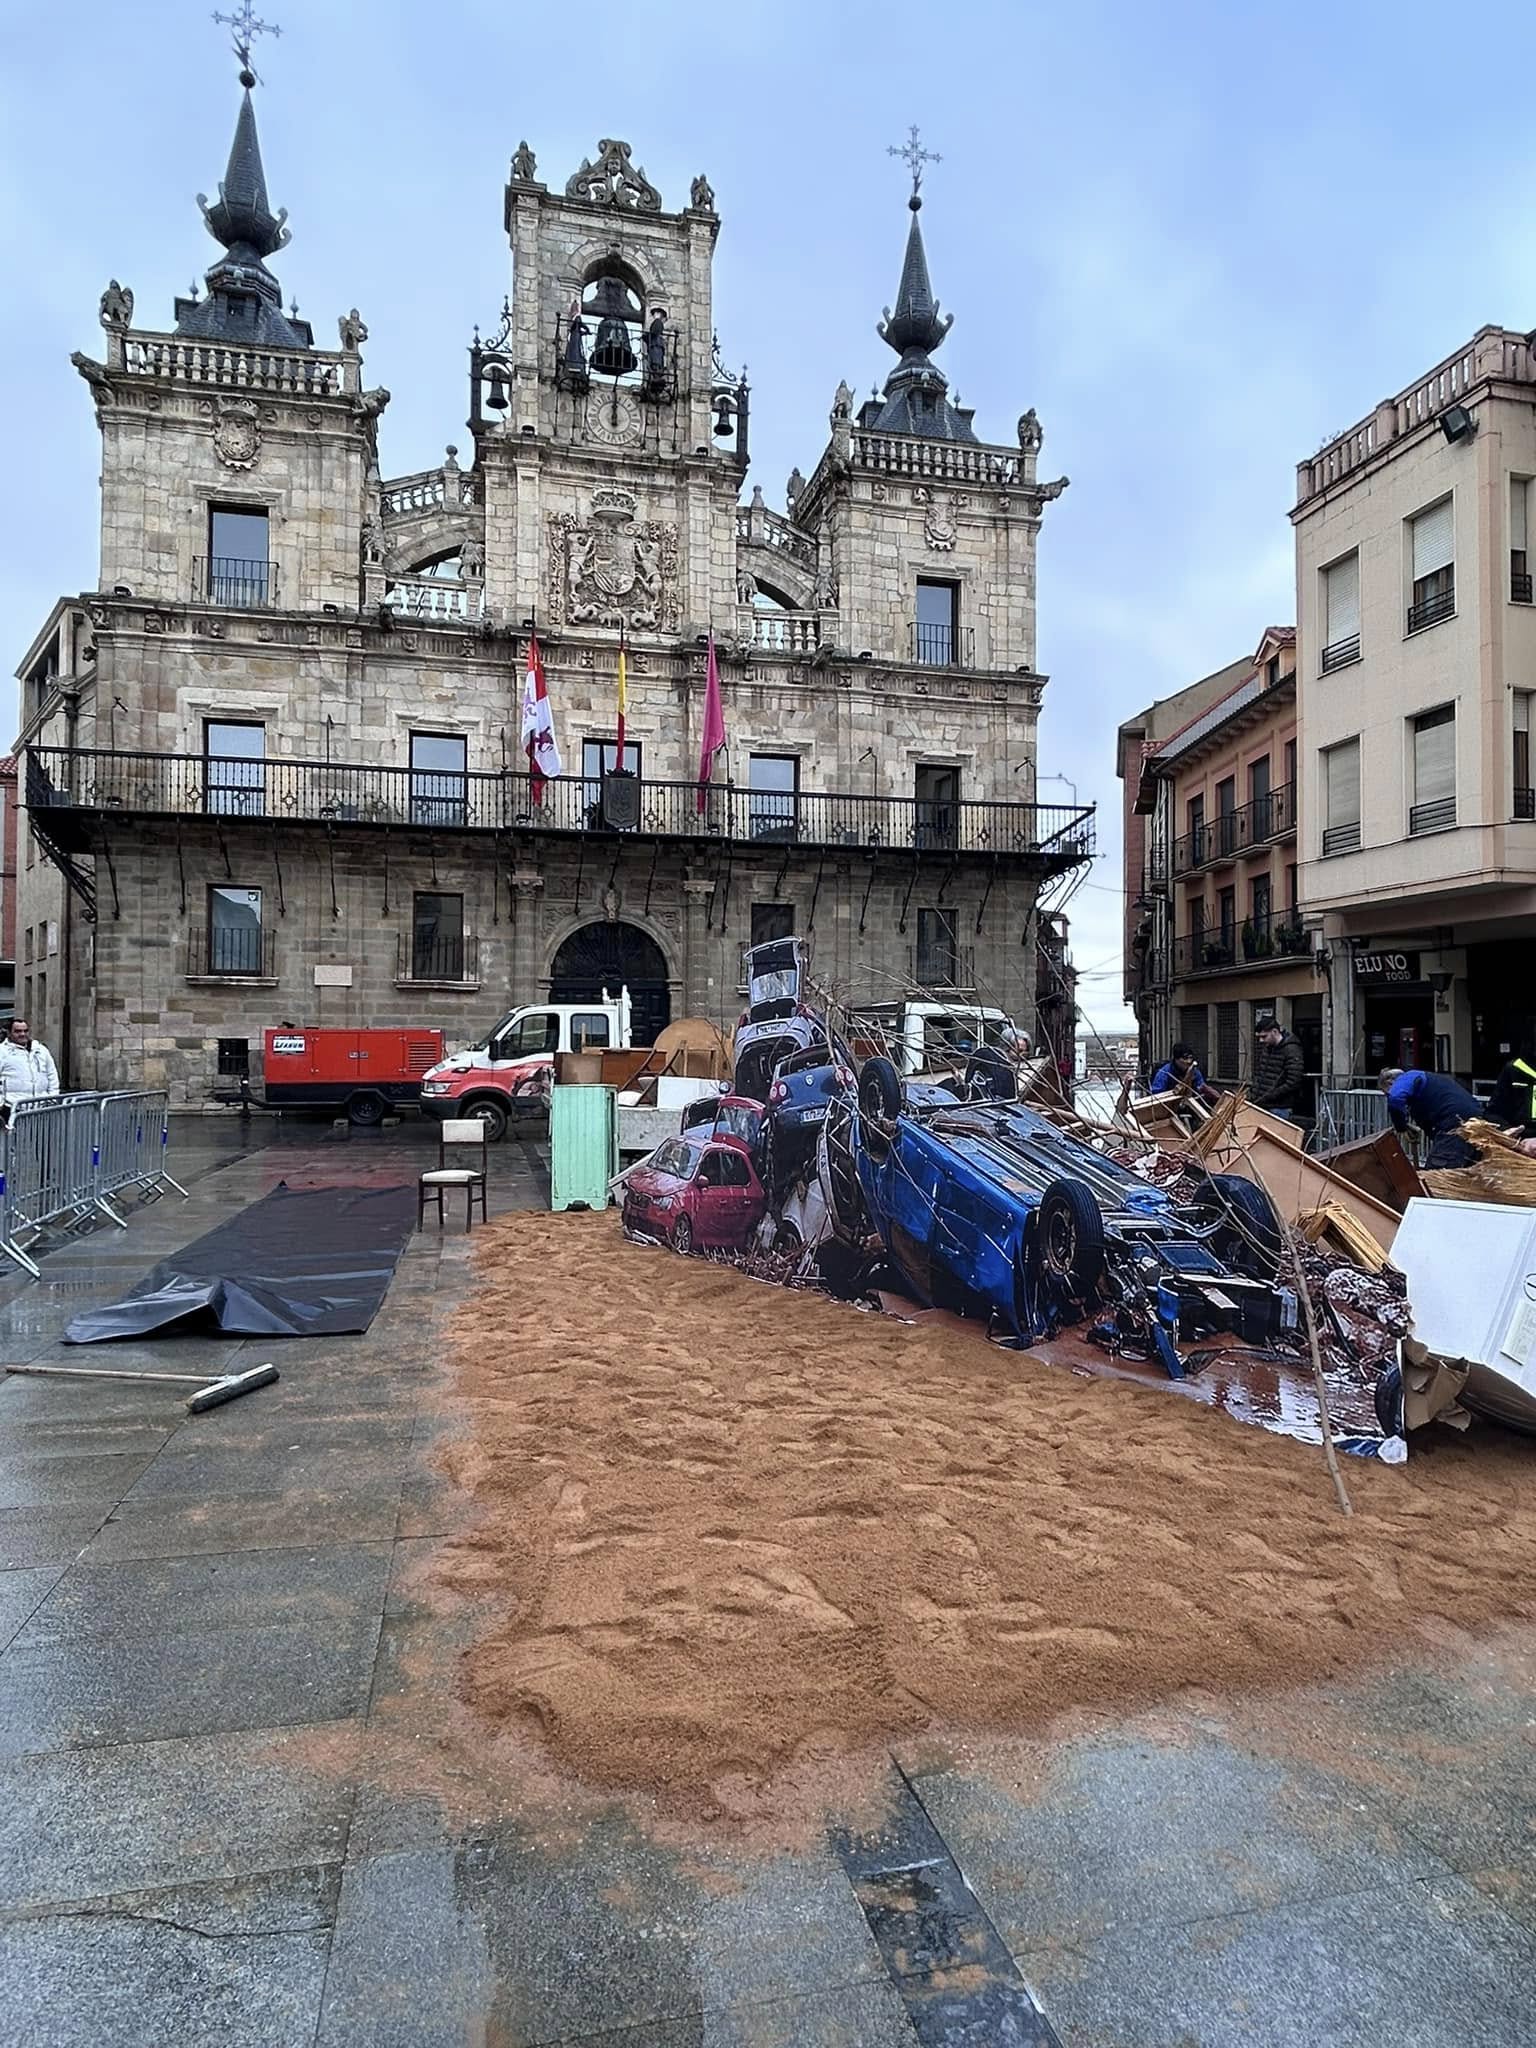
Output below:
[1299,1204,1391,1273]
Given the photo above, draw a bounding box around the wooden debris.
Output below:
[1316,1129,1424,1214]
[1423,1119,1536,1208]
[1299,1203,1391,1273]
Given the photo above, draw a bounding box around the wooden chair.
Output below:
[418,1118,489,1231]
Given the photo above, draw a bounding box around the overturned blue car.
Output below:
[822,1059,1295,1362]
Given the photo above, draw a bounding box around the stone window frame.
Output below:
[191,482,281,606]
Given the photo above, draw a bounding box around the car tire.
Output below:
[1200,1172,1284,1275]
[858,1056,904,1153]
[672,1214,694,1255]
[347,1092,386,1127]
[820,1103,868,1242]
[1034,1177,1106,1295]
[775,1221,803,1254]
[461,1097,510,1144]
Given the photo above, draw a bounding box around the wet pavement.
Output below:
[1,1115,1534,2045]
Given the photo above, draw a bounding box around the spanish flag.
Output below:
[616,627,628,761]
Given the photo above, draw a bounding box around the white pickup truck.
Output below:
[847,1000,1023,1078]
[420,990,633,1141]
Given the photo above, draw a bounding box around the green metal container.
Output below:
[549,1084,619,1212]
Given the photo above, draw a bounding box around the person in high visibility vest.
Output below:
[1487,1048,1536,1137]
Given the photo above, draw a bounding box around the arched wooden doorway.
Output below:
[549,922,672,1046]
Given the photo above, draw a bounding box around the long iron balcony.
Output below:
[1170,782,1296,877]
[26,747,1095,866]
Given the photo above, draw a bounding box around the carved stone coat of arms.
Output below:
[548,488,678,631]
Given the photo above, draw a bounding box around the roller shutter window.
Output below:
[1410,704,1456,834]
[1321,738,1361,856]
[1409,499,1455,628]
[1322,553,1360,669]
[1512,478,1531,601]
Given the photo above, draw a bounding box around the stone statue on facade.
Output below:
[786,467,805,508]
[99,280,134,332]
[361,512,387,565]
[510,140,538,181]
[737,568,758,606]
[564,139,662,213]
[831,379,853,422]
[689,173,715,212]
[338,307,369,352]
[460,536,485,582]
[1017,408,1043,453]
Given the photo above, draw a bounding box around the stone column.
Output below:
[681,873,717,1018]
[509,870,545,999]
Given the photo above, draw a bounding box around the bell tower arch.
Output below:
[469,140,746,639]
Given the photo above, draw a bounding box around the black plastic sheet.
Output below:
[64,1183,417,1343]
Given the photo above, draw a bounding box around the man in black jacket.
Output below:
[1251,1021,1306,1119]
[1487,1047,1536,1137]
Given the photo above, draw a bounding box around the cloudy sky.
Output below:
[5,0,1533,1032]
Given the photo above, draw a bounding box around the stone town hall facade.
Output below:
[14,66,1091,1104]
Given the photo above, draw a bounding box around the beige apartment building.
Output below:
[1294,328,1536,1086]
[1120,629,1325,1096]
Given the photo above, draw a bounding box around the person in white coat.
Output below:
[0,1018,60,1116]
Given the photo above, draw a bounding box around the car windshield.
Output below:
[650,1139,699,1179]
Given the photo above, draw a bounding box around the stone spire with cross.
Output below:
[868,127,973,443]
[173,6,311,347]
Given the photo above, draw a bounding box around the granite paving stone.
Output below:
[0,1504,110,1570]
[0,1614,383,1756]
[916,1734,1446,1949]
[0,1449,163,1510]
[79,1486,404,1564]
[13,1540,394,1647]
[0,1564,70,1650]
[0,1723,357,1907]
[1016,1873,1536,2048]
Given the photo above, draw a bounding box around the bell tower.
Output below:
[468,140,746,640]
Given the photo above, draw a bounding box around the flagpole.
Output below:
[616,622,627,769]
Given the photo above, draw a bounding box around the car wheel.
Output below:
[820,1103,868,1242]
[1034,1177,1106,1295]
[462,1097,509,1144]
[347,1092,386,1127]
[1199,1172,1283,1275]
[774,1221,803,1254]
[859,1056,903,1126]
[672,1213,694,1255]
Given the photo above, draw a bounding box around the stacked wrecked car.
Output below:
[622,940,1296,1377]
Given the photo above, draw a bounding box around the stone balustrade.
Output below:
[382,575,484,621]
[745,609,820,654]
[851,431,1020,487]
[382,468,480,517]
[119,335,345,396]
[734,501,817,565]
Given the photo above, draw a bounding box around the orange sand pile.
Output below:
[433,1210,1536,1812]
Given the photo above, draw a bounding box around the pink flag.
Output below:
[520,630,562,805]
[695,631,726,813]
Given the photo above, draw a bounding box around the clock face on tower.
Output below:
[585,389,642,447]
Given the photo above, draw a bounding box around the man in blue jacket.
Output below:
[1379,1067,1481,1170]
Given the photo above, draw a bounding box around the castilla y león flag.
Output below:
[520,630,562,802]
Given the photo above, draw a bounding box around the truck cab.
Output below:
[847,1001,1019,1079]
[419,990,633,1141]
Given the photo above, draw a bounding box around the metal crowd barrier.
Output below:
[0,1090,187,1279]
[1312,1088,1393,1153]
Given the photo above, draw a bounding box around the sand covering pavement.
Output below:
[434,1210,1536,1818]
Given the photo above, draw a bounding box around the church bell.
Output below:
[484,364,510,411]
[592,317,636,379]
[713,392,735,437]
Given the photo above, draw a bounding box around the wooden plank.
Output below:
[1225,1126,1400,1254]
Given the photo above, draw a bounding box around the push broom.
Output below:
[4,1362,279,1413]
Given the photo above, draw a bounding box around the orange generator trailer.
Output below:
[260,1028,445,1125]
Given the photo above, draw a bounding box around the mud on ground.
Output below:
[432,1210,1536,1824]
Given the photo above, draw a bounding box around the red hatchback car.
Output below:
[621,1137,768,1254]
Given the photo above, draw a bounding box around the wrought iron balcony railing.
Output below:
[186,926,276,978]
[1172,922,1309,977]
[1320,633,1361,673]
[192,556,278,608]
[26,747,1096,866]
[1406,585,1456,634]
[1170,782,1296,874]
[1321,821,1361,857]
[1408,797,1457,835]
[397,931,478,983]
[1515,785,1535,820]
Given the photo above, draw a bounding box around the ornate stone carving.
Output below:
[786,467,805,508]
[460,535,485,581]
[922,492,958,552]
[213,400,260,470]
[361,513,387,564]
[99,280,133,331]
[548,488,678,632]
[510,140,538,181]
[337,307,368,351]
[1017,408,1043,453]
[564,139,661,213]
[689,173,715,212]
[871,481,888,503]
[831,380,853,422]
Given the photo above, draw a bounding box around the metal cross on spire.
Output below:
[887,124,940,199]
[212,2,282,85]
